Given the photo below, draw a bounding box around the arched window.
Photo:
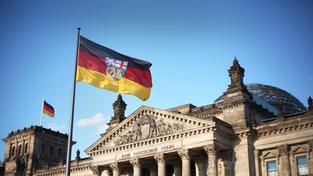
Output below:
[41,143,46,154]
[24,143,28,153]
[18,145,22,156]
[10,146,15,158]
[50,146,54,160]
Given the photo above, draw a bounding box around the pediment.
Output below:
[261,150,278,159]
[86,106,213,154]
[290,145,310,154]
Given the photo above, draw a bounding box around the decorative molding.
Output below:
[178,149,189,160]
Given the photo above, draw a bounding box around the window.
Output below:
[296,155,308,176]
[50,146,54,160]
[24,143,28,153]
[18,145,22,156]
[266,160,277,176]
[10,146,15,158]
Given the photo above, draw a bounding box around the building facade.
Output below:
[2,59,313,176]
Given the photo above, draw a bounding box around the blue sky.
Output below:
[0,0,313,160]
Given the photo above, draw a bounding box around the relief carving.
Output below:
[115,115,184,145]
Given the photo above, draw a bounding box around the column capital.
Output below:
[130,158,141,167]
[154,153,165,163]
[109,162,119,171]
[203,144,216,155]
[90,165,102,176]
[277,144,289,156]
[178,149,190,160]
[254,149,260,158]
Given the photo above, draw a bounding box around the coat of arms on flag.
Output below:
[105,57,128,81]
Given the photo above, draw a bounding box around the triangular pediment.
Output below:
[261,150,278,159]
[86,106,213,154]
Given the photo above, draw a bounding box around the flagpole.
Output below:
[65,27,80,176]
[40,98,45,126]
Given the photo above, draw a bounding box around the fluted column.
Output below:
[178,149,190,176]
[254,149,260,176]
[204,144,217,176]
[154,153,166,176]
[110,163,119,176]
[309,140,313,175]
[130,158,141,176]
[278,145,290,176]
[195,156,206,176]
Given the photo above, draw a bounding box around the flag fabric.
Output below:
[76,36,152,101]
[43,100,55,117]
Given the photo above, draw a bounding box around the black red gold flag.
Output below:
[76,36,152,101]
[43,100,55,117]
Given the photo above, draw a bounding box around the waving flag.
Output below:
[76,36,152,101]
[43,100,55,117]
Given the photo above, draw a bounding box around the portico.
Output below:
[86,106,234,176]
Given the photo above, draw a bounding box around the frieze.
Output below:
[114,115,184,145]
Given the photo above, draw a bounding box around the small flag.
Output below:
[43,100,55,117]
[76,36,152,101]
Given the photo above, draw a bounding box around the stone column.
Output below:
[174,163,182,176]
[278,145,290,176]
[130,158,141,176]
[195,156,206,176]
[204,144,217,176]
[154,153,166,176]
[110,163,119,176]
[178,149,190,176]
[254,149,260,176]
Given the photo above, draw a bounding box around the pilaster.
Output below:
[278,145,290,176]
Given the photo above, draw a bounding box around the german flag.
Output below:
[43,101,55,117]
[76,36,152,101]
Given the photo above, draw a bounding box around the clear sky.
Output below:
[0,0,313,160]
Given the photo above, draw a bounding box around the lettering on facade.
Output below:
[115,115,184,145]
[120,144,177,159]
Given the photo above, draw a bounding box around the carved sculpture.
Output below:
[114,114,184,145]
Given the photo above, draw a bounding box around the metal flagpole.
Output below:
[65,27,80,176]
[40,98,45,126]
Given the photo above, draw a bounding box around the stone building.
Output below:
[2,59,313,176]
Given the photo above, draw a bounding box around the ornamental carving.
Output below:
[204,144,216,155]
[130,158,141,167]
[115,115,184,145]
[178,149,189,160]
[154,153,165,163]
[109,162,119,171]
[90,165,101,175]
[278,145,289,156]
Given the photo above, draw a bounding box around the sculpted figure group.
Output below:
[115,115,184,145]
